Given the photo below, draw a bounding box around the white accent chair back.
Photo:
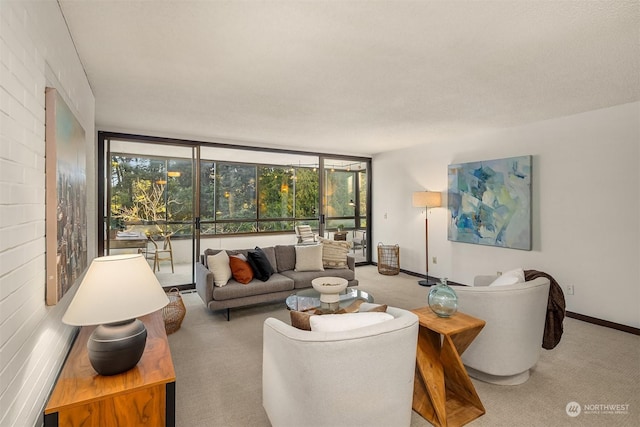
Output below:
[452,276,550,385]
[294,224,318,244]
[262,304,419,427]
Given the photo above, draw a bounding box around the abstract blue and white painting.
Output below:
[448,155,531,250]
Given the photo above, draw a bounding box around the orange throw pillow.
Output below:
[229,256,254,284]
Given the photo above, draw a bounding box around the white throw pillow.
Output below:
[294,244,324,272]
[207,250,232,287]
[489,267,525,287]
[310,312,394,332]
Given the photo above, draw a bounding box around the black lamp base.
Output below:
[418,278,439,287]
[87,319,147,376]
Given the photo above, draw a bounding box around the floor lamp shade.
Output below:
[63,254,169,375]
[412,191,442,286]
[412,191,442,209]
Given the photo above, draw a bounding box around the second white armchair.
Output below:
[452,276,550,385]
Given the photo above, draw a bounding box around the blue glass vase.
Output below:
[428,278,458,317]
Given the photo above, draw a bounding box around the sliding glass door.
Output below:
[103,138,196,288]
[321,157,370,263]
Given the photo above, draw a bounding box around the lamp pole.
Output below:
[412,191,442,286]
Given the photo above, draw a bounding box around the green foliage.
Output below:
[215,163,256,219]
[111,155,365,237]
[110,156,189,235]
[294,168,319,218]
[325,170,354,218]
[115,179,167,223]
[258,166,293,219]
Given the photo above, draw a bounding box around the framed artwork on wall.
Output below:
[448,155,532,251]
[45,88,88,305]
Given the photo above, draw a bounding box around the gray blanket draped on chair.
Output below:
[525,269,566,349]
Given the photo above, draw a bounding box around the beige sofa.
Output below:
[195,245,358,320]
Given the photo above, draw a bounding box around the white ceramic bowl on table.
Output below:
[311,277,348,303]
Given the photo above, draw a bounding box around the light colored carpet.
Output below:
[168,266,639,426]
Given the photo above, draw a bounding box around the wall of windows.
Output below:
[199,161,319,235]
[99,133,372,276]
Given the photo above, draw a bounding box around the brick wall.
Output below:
[0,1,95,425]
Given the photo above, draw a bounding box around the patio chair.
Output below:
[352,229,366,255]
[294,225,318,244]
[141,234,174,273]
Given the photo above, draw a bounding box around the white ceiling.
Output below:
[58,0,639,156]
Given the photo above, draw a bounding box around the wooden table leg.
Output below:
[411,309,486,427]
[413,327,447,427]
[440,329,485,425]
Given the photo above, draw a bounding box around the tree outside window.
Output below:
[110,155,191,236]
[325,170,356,230]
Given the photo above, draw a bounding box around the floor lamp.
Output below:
[412,191,442,286]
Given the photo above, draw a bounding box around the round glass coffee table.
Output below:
[286,287,374,313]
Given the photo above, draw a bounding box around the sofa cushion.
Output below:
[294,244,324,272]
[309,312,394,332]
[261,246,278,272]
[229,255,254,284]
[207,250,232,287]
[247,247,275,282]
[212,273,294,301]
[275,245,296,272]
[318,237,351,269]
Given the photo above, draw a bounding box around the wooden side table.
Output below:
[44,311,176,426]
[411,307,486,427]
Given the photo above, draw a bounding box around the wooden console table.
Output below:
[411,307,485,427]
[44,311,176,426]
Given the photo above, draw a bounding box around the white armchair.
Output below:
[451,276,550,385]
[262,304,419,427]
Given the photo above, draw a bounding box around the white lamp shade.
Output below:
[63,254,169,326]
[412,191,442,208]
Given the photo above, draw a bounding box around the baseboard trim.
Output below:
[566,311,639,336]
[372,264,466,286]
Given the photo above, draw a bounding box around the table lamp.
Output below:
[412,190,442,286]
[62,254,169,376]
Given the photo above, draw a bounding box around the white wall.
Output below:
[372,102,639,328]
[0,1,95,426]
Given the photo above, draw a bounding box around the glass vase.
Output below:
[428,278,458,317]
